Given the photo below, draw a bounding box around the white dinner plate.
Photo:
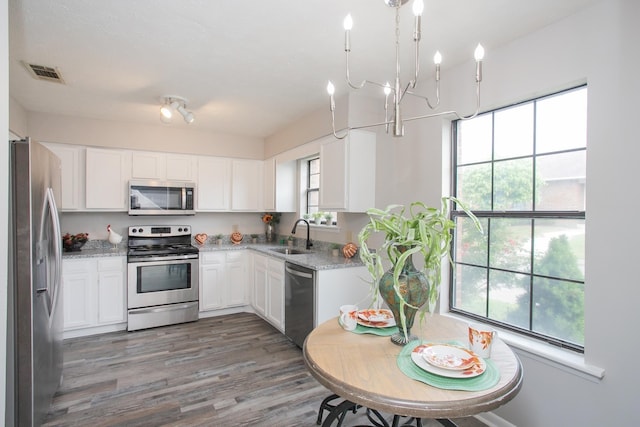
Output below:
[355,309,396,328]
[411,344,486,379]
[421,343,478,371]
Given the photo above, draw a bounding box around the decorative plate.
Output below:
[194,233,208,245]
[355,309,396,328]
[231,232,243,244]
[342,242,358,258]
[411,344,486,379]
[421,344,478,371]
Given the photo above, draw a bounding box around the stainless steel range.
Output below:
[127,225,199,331]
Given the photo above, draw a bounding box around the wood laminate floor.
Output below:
[44,313,488,427]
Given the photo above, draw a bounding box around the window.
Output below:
[302,156,336,225]
[307,157,320,215]
[450,86,586,352]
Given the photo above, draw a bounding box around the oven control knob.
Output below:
[131,229,137,233]
[183,227,189,232]
[138,228,144,233]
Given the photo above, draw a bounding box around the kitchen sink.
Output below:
[270,248,311,255]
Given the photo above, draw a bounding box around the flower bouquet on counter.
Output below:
[261,212,281,225]
[62,232,89,252]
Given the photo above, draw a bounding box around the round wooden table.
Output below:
[303,314,523,426]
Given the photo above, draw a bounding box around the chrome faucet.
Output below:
[291,219,313,250]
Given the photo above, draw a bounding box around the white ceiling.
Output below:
[9,0,597,139]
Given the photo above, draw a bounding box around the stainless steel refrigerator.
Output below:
[7,138,64,426]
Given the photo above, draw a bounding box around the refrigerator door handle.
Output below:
[36,187,62,315]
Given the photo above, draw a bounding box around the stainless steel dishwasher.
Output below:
[284,262,315,348]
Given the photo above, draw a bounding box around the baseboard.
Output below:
[475,412,517,427]
[63,322,127,339]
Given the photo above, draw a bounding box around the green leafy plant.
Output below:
[358,198,481,339]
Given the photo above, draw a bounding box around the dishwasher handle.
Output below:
[285,265,314,279]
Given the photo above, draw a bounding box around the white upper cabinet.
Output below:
[231,159,263,211]
[85,147,131,210]
[43,143,85,210]
[263,157,296,212]
[131,151,165,179]
[197,156,231,211]
[319,130,376,212]
[131,151,197,181]
[166,154,197,181]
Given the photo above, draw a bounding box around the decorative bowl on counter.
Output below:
[62,232,89,252]
[231,232,243,244]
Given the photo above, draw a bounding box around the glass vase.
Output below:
[378,249,429,346]
[265,224,276,242]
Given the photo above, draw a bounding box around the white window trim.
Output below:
[442,311,604,381]
[439,243,603,381]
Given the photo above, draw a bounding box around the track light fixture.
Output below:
[159,96,195,124]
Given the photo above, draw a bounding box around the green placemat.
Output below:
[397,341,500,391]
[338,317,399,336]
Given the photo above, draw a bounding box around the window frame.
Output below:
[449,85,587,353]
[306,157,320,216]
[300,156,337,226]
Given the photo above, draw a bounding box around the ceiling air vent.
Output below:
[22,61,65,84]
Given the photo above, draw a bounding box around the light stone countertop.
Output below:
[62,241,364,271]
[62,246,127,259]
[198,242,364,271]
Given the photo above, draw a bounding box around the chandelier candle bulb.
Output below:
[343,14,352,51]
[327,81,336,111]
[412,0,423,41]
[474,44,485,83]
[412,0,424,16]
[434,51,442,81]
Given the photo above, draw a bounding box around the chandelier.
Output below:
[327,0,484,139]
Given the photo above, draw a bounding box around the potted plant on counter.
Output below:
[324,212,334,226]
[330,243,341,257]
[358,198,481,345]
[312,211,324,225]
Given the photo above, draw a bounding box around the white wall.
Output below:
[26,112,265,159]
[8,95,26,137]
[440,1,637,425]
[1,0,9,422]
[60,211,273,243]
[268,1,638,425]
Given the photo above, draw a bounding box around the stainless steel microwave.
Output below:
[129,180,195,215]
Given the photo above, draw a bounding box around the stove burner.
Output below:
[127,225,199,260]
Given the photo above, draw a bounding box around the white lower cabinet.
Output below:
[252,253,284,331]
[199,251,248,312]
[62,259,93,330]
[62,256,126,337]
[315,266,372,327]
[252,253,267,316]
[266,257,285,331]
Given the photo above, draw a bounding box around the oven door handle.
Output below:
[129,302,198,315]
[128,254,199,263]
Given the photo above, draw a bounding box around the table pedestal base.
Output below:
[316,394,458,427]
